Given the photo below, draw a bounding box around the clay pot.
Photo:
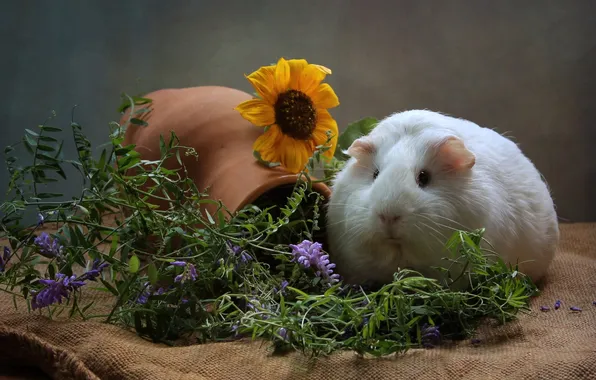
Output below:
[120,86,331,220]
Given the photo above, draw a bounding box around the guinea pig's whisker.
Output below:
[418,213,471,231]
[413,223,438,251]
[417,220,448,240]
[334,221,367,244]
[325,216,364,228]
[417,214,498,252]
[327,203,371,212]
[417,221,449,247]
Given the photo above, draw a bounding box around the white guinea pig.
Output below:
[326,109,559,288]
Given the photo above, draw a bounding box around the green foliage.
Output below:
[0,95,538,358]
[334,117,379,160]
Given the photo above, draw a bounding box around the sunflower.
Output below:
[235,57,340,173]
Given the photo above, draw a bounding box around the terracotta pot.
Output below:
[119,86,331,220]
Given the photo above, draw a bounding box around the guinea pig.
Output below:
[326,109,559,289]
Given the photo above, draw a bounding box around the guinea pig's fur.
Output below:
[326,110,559,289]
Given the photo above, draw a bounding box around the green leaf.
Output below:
[37,192,63,199]
[39,126,62,132]
[204,209,215,224]
[24,134,37,148]
[100,279,119,296]
[109,235,120,257]
[36,144,55,152]
[130,118,148,127]
[25,128,39,137]
[117,95,152,113]
[334,117,379,160]
[148,262,158,285]
[129,255,140,273]
[159,135,166,157]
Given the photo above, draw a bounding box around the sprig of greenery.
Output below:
[0,94,538,358]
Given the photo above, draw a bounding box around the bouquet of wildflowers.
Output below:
[0,58,538,357]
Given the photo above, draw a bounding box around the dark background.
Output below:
[1,0,595,222]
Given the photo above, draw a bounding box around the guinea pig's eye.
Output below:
[417,170,431,188]
[373,169,380,180]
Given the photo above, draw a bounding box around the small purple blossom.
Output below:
[420,323,441,348]
[570,306,582,312]
[80,259,109,282]
[540,306,550,312]
[289,240,340,285]
[170,261,187,267]
[136,283,152,304]
[273,280,289,295]
[173,262,198,284]
[33,232,63,259]
[31,273,86,310]
[278,327,289,341]
[37,213,44,226]
[0,246,11,272]
[554,300,561,310]
[246,298,258,310]
[136,282,167,304]
[227,241,252,263]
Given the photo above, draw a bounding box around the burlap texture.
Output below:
[0,223,594,380]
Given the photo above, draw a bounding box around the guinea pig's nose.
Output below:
[378,213,401,224]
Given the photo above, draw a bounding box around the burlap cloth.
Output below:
[0,222,594,380]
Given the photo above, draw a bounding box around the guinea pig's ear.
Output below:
[434,136,475,172]
[346,138,375,160]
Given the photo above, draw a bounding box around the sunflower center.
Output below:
[274,90,316,140]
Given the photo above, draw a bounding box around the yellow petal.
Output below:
[313,64,332,75]
[274,57,291,94]
[309,83,340,110]
[298,64,327,95]
[287,59,308,89]
[278,134,313,173]
[246,66,277,104]
[235,99,275,127]
[253,124,283,162]
[313,110,339,159]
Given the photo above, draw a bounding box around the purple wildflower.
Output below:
[226,241,252,263]
[33,232,63,259]
[278,327,289,341]
[170,261,187,267]
[570,306,582,312]
[540,306,550,312]
[273,280,289,295]
[289,240,340,285]
[31,273,86,310]
[554,300,561,310]
[231,323,242,338]
[136,283,167,304]
[0,246,11,272]
[173,262,198,284]
[420,323,441,348]
[37,213,44,226]
[80,259,109,282]
[360,316,370,328]
[136,283,152,304]
[246,298,258,310]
